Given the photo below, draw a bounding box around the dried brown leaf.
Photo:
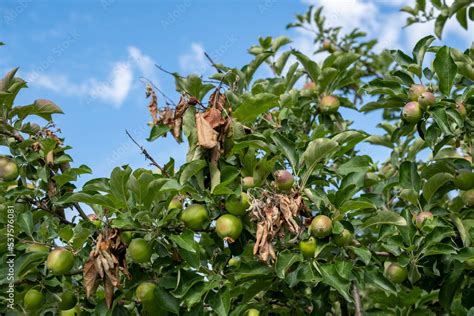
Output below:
[196,113,218,149]
[84,257,99,298]
[104,276,114,309]
[203,107,225,129]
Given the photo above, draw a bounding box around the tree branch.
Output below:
[125,130,169,177]
[352,282,362,316]
[204,52,223,73]
[73,202,89,221]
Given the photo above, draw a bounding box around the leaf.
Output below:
[340,200,376,213]
[179,160,207,184]
[317,263,352,302]
[433,46,457,95]
[361,210,407,228]
[337,156,372,176]
[147,124,170,142]
[11,99,63,121]
[301,138,338,169]
[430,107,453,135]
[422,172,453,203]
[110,167,132,208]
[169,230,198,253]
[399,161,421,192]
[233,93,278,123]
[196,113,218,149]
[434,13,448,39]
[412,35,435,65]
[209,287,231,316]
[275,251,302,278]
[17,211,33,238]
[348,247,371,265]
[292,50,320,82]
[155,287,180,314]
[271,133,298,169]
[84,257,99,298]
[439,263,464,310]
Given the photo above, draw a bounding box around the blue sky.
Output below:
[1,0,473,186]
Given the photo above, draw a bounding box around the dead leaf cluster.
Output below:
[250,191,304,262]
[196,89,232,163]
[146,84,190,143]
[83,228,130,309]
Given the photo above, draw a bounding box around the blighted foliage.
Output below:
[0,3,474,316]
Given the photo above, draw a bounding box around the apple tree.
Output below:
[0,3,473,315]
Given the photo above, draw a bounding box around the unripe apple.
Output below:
[216,214,243,241]
[228,256,241,268]
[303,81,316,90]
[24,289,43,310]
[242,176,255,190]
[418,91,435,110]
[47,248,75,275]
[128,238,152,263]
[60,306,81,316]
[333,229,353,246]
[456,102,466,118]
[58,291,77,310]
[246,309,260,316]
[135,282,157,303]
[181,204,209,231]
[310,215,333,238]
[364,172,378,187]
[385,263,407,283]
[26,243,49,253]
[319,95,340,114]
[0,157,19,182]
[402,101,422,123]
[407,84,427,101]
[415,211,433,228]
[225,192,250,216]
[462,189,474,207]
[274,170,294,191]
[168,197,182,210]
[120,231,132,245]
[299,237,317,258]
[465,258,474,270]
[322,39,334,52]
[454,169,474,191]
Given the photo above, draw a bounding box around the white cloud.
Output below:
[26,46,156,108]
[178,42,208,74]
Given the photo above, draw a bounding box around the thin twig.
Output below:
[140,77,177,107]
[352,282,362,316]
[374,251,391,257]
[204,52,223,73]
[73,202,89,221]
[125,130,169,177]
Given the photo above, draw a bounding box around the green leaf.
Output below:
[271,133,298,170]
[412,35,435,65]
[292,50,320,83]
[399,161,421,192]
[317,263,352,302]
[169,230,198,253]
[17,211,34,238]
[12,99,63,121]
[361,210,407,228]
[301,138,338,169]
[275,251,302,278]
[155,287,180,314]
[430,107,453,135]
[439,263,464,310]
[348,247,371,265]
[340,200,376,213]
[179,160,207,185]
[337,156,372,176]
[422,172,453,203]
[209,287,231,316]
[110,166,132,209]
[433,46,457,95]
[147,124,170,142]
[434,13,448,39]
[233,93,278,123]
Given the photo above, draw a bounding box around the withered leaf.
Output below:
[203,107,226,129]
[104,276,114,309]
[196,113,218,149]
[84,257,99,298]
